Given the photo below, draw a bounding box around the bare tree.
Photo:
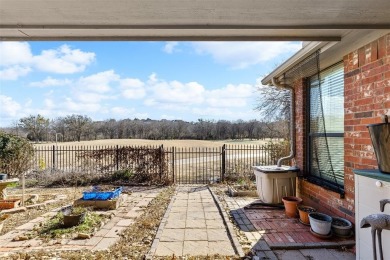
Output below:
[255,85,291,122]
[19,114,50,142]
[63,114,93,142]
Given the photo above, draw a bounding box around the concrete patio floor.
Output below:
[148,185,240,257]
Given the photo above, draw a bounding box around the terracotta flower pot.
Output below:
[297,205,316,225]
[282,196,302,218]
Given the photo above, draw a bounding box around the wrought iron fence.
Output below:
[33,143,288,184]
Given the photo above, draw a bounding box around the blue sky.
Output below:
[0,41,301,127]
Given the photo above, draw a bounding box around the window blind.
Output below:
[308,62,344,189]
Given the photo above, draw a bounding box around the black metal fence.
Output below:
[33,143,287,184]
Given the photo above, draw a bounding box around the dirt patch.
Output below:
[1,187,84,235]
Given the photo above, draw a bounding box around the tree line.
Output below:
[3,114,288,142]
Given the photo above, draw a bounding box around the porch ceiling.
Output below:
[1,0,389,41]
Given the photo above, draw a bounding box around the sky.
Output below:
[0,41,301,127]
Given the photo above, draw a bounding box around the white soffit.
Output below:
[1,0,390,40]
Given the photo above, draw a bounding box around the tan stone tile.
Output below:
[160,228,185,242]
[168,212,187,221]
[67,239,87,246]
[207,229,230,241]
[155,241,183,256]
[15,222,36,230]
[183,241,209,255]
[204,212,222,220]
[184,229,207,241]
[206,219,225,228]
[103,217,122,229]
[92,237,117,251]
[208,241,235,255]
[170,206,187,212]
[165,219,186,229]
[125,210,141,218]
[104,226,126,238]
[186,219,206,229]
[203,206,219,212]
[116,219,134,227]
[94,228,110,237]
[172,200,188,206]
[85,236,103,246]
[186,211,205,220]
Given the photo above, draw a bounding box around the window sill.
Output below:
[299,175,345,199]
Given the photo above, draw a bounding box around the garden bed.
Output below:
[0,187,84,235]
[20,207,109,241]
[4,186,174,259]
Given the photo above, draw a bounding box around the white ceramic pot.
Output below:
[309,212,332,235]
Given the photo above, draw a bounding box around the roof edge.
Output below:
[261,41,331,85]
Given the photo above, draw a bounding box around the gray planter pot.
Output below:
[309,212,332,235]
[332,217,353,237]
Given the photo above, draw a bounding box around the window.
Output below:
[307,62,344,193]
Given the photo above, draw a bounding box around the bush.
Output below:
[0,131,34,177]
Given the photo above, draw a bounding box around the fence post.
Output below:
[159,145,164,181]
[221,144,226,182]
[116,145,119,171]
[172,146,175,183]
[52,145,55,170]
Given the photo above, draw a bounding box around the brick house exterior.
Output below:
[273,33,390,225]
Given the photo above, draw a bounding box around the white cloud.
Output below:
[63,98,101,113]
[44,98,55,109]
[192,42,301,69]
[147,73,158,85]
[74,92,114,103]
[133,113,148,119]
[0,66,31,80]
[163,42,179,54]
[0,95,22,117]
[77,70,119,93]
[192,106,259,120]
[30,77,72,87]
[33,44,95,74]
[111,106,135,117]
[0,42,33,66]
[0,42,95,80]
[120,78,146,99]
[206,84,254,108]
[160,114,180,120]
[146,75,205,106]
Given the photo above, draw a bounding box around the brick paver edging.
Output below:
[208,187,245,257]
[268,240,356,250]
[145,186,177,259]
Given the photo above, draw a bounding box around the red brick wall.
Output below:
[294,79,306,175]
[295,33,390,224]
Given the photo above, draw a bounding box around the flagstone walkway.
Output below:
[148,185,242,257]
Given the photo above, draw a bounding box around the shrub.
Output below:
[0,132,34,177]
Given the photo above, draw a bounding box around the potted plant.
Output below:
[297,205,316,225]
[332,217,353,237]
[61,206,87,228]
[309,212,332,235]
[282,196,302,218]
